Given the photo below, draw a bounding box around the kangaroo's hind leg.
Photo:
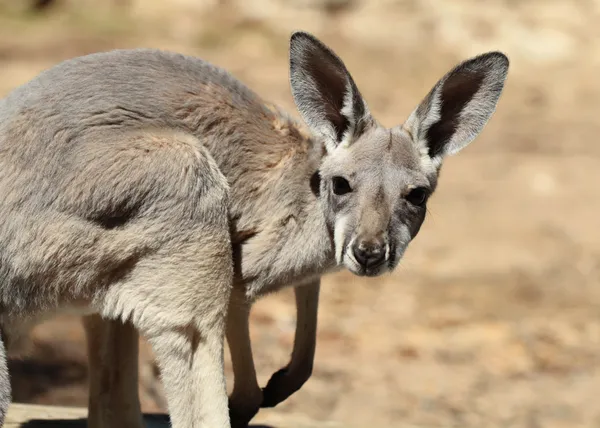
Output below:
[84,315,144,428]
[0,329,10,426]
[88,130,233,428]
[102,226,233,428]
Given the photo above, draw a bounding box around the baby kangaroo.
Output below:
[0,31,508,428]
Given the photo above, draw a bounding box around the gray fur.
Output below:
[0,330,8,427]
[0,30,508,428]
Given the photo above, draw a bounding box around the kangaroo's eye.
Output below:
[406,187,429,206]
[332,176,352,195]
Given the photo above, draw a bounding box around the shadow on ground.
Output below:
[19,415,274,428]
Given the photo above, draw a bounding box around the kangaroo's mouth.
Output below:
[363,263,388,277]
[343,249,390,277]
[348,262,389,277]
[342,238,406,277]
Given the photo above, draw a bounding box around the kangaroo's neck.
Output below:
[196,101,336,298]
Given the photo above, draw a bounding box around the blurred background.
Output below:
[1,0,599,427]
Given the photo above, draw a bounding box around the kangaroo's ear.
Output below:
[402,52,509,166]
[289,31,372,153]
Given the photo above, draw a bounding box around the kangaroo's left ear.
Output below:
[402,52,509,165]
[289,31,373,153]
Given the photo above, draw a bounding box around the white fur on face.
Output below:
[334,214,349,264]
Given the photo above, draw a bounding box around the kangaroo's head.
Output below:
[289,31,509,277]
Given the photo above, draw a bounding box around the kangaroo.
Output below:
[0,31,508,428]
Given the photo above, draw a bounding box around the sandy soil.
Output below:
[2,1,600,427]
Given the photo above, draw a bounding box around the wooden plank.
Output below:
[6,403,169,428]
[6,403,87,428]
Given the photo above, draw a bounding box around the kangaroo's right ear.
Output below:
[401,51,509,167]
[289,31,372,154]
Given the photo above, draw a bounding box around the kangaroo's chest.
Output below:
[229,195,334,299]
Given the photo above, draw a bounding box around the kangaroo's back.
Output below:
[0,48,265,155]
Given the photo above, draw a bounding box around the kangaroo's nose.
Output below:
[353,241,386,268]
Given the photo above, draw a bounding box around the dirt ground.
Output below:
[2,1,600,427]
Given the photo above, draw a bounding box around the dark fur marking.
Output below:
[233,229,258,245]
[310,170,321,197]
[87,201,140,230]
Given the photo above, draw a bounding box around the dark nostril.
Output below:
[353,243,386,268]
